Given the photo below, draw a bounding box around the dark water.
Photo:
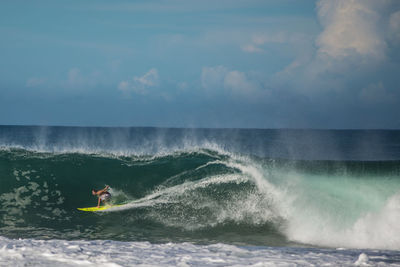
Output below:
[0,126,399,250]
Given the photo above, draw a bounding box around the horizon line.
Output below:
[0,124,399,131]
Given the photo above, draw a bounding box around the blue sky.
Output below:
[0,0,399,129]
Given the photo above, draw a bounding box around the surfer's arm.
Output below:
[97,185,109,194]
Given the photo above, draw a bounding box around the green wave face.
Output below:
[0,148,400,249]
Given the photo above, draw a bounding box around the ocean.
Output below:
[0,125,400,266]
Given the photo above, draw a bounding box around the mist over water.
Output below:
[1,125,399,160]
[0,126,400,250]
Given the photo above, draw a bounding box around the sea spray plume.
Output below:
[1,126,399,160]
[285,190,400,249]
[32,125,50,152]
[349,193,400,250]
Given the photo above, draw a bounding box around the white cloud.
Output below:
[133,68,159,87]
[201,66,260,96]
[118,81,130,91]
[241,44,264,53]
[316,0,388,59]
[223,71,258,94]
[118,68,159,95]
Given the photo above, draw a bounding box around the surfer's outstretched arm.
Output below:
[97,185,109,194]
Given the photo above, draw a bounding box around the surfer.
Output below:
[92,185,111,208]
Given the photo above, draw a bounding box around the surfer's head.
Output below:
[92,189,96,195]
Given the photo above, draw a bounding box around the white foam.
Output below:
[1,236,396,267]
[283,183,400,250]
[354,253,369,266]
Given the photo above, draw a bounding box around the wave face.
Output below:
[0,126,400,250]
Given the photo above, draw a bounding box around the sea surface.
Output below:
[0,125,400,266]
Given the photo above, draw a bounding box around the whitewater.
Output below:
[0,126,400,266]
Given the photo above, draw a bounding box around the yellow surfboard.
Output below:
[77,204,123,212]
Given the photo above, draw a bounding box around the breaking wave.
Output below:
[0,146,399,250]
